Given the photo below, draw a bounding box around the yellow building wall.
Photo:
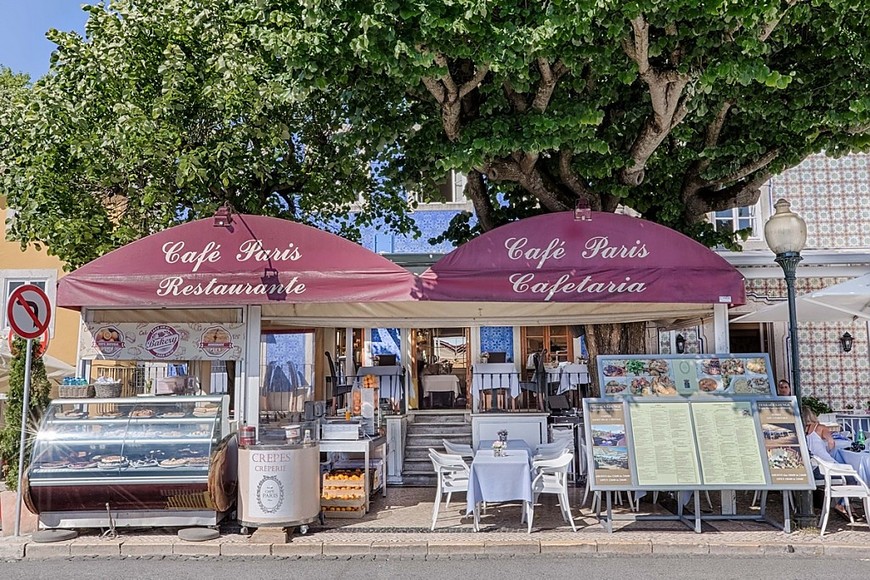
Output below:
[1,196,79,370]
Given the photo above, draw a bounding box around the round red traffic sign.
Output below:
[6,284,52,340]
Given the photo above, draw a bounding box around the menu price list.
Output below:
[630,403,700,486]
[692,402,766,485]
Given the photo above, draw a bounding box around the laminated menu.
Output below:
[587,401,633,487]
[692,401,766,485]
[757,400,812,485]
[630,403,700,486]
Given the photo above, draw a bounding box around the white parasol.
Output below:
[732,273,870,323]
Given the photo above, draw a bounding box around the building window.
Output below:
[713,204,759,238]
[417,170,467,205]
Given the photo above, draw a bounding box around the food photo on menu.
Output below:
[592,445,630,471]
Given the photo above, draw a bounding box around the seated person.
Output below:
[803,406,852,518]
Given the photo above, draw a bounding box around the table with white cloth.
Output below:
[838,449,870,483]
[472,363,520,411]
[356,365,404,402]
[422,374,461,407]
[557,363,589,395]
[466,449,533,531]
[478,439,533,457]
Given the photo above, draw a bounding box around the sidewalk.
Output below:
[1,486,868,559]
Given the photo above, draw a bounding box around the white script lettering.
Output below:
[509,273,646,302]
[581,236,649,260]
[236,239,302,263]
[162,241,222,273]
[504,237,566,269]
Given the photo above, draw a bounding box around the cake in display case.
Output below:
[26,395,236,529]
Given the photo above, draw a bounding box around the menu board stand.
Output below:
[584,396,813,535]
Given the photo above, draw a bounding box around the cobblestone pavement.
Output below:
[1,485,868,559]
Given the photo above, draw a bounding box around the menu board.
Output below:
[692,401,766,485]
[598,354,774,398]
[757,400,813,486]
[630,403,700,486]
[586,401,633,487]
[584,396,814,492]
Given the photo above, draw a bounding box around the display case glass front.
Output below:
[29,395,227,483]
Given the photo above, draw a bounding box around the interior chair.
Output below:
[443,439,474,460]
[527,453,577,532]
[378,354,397,366]
[487,351,507,363]
[814,456,870,537]
[428,448,471,530]
[325,351,353,413]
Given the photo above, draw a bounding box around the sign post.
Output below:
[5,284,52,537]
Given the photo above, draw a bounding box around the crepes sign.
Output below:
[81,321,245,360]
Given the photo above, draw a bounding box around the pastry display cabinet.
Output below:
[26,395,236,529]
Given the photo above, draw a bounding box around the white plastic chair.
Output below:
[443,439,474,459]
[534,440,572,458]
[814,456,870,537]
[428,448,470,530]
[527,453,577,532]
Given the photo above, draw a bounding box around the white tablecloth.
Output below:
[422,374,460,397]
[472,363,520,399]
[478,439,532,457]
[558,363,589,394]
[356,365,404,401]
[839,449,870,483]
[466,449,532,525]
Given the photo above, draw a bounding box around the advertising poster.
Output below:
[757,400,813,486]
[80,321,246,361]
[630,402,700,486]
[598,354,774,398]
[586,401,633,487]
[692,401,766,485]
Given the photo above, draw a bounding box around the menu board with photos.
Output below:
[597,353,774,398]
[583,396,814,492]
[586,401,633,487]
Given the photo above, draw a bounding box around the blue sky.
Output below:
[0,1,89,79]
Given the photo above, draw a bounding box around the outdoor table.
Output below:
[356,365,404,401]
[839,449,870,483]
[478,439,533,457]
[422,374,460,407]
[466,449,532,532]
[472,363,520,411]
[557,363,589,395]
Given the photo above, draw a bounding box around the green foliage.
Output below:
[0,0,420,268]
[2,1,869,258]
[801,396,833,416]
[0,338,53,490]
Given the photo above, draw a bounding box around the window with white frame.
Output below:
[713,204,759,238]
[416,170,468,205]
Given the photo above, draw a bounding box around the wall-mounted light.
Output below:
[213,203,234,228]
[675,333,686,354]
[574,199,591,221]
[840,332,854,353]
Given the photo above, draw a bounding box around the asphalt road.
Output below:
[1,555,869,580]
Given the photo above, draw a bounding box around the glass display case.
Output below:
[27,395,234,529]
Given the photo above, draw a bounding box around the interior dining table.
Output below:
[465,448,533,532]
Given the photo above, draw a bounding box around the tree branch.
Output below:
[759,0,799,42]
[420,54,488,141]
[711,148,780,186]
[620,15,692,187]
[502,81,528,112]
[531,58,567,112]
[464,169,497,232]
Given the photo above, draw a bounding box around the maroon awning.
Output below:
[419,212,745,306]
[57,214,418,309]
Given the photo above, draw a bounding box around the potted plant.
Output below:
[0,337,52,535]
[845,403,855,413]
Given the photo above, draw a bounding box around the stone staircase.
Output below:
[400,411,471,486]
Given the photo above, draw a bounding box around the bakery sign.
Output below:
[80,322,246,361]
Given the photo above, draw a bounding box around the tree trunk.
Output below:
[585,322,646,396]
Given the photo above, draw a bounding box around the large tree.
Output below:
[0,0,420,268]
[255,0,869,246]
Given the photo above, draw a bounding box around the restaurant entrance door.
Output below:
[414,327,469,410]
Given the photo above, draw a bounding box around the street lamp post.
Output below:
[764,198,810,523]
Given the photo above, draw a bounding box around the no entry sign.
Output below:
[6,284,52,340]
